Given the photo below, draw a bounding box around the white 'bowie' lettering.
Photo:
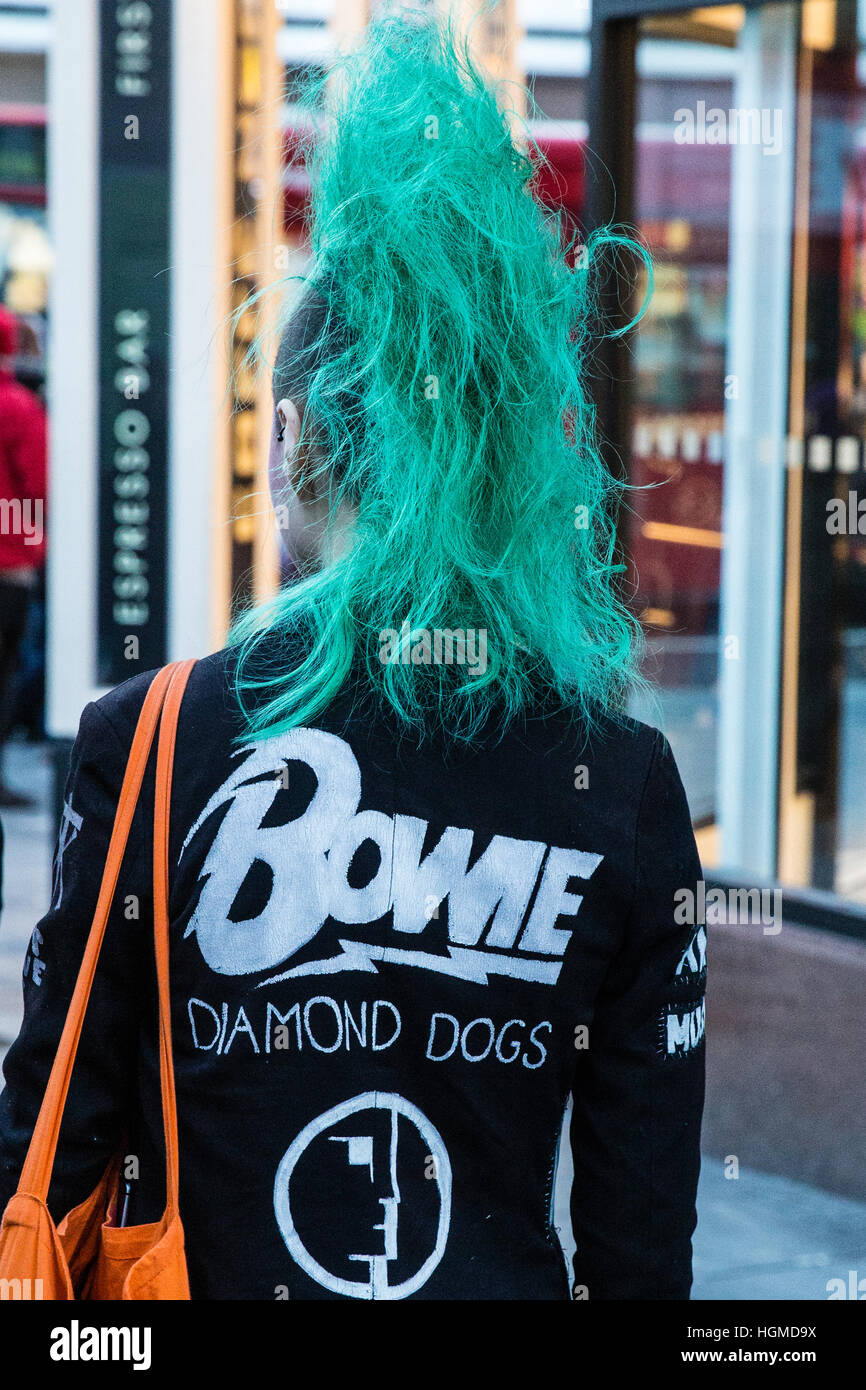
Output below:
[180,728,603,986]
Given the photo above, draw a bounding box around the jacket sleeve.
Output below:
[569,732,706,1299]
[0,697,150,1221]
[11,390,48,506]
[6,391,47,568]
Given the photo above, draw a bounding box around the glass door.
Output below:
[624,3,798,887]
[603,0,866,905]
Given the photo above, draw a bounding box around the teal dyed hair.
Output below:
[230,5,653,746]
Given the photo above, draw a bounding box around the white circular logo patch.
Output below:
[274,1091,452,1300]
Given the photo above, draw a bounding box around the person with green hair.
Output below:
[0,8,705,1300]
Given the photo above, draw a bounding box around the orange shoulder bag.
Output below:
[0,658,195,1300]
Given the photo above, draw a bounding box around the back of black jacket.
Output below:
[0,642,706,1299]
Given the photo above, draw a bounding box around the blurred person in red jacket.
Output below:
[0,306,46,808]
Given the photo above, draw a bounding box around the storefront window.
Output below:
[615,1,866,905]
[791,0,866,900]
[625,12,738,826]
[0,107,49,387]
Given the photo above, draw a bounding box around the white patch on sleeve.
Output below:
[675,924,707,980]
[50,797,83,912]
[661,999,706,1058]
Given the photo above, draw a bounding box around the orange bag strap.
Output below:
[152,659,195,1213]
[18,658,195,1204]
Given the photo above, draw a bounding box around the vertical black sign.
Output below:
[97,0,171,683]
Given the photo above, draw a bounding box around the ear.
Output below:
[275,397,302,482]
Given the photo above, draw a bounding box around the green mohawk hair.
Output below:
[230,4,652,745]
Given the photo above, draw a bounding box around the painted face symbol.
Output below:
[274,1092,452,1299]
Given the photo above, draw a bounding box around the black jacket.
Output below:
[0,642,706,1299]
